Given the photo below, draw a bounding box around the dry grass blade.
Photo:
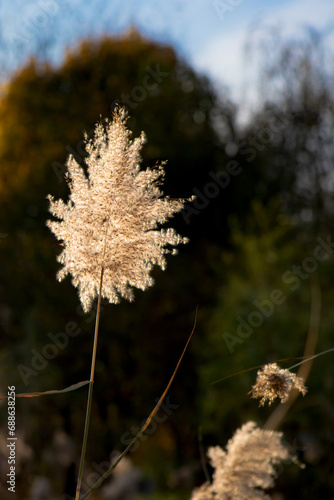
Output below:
[0,380,89,400]
[80,307,198,499]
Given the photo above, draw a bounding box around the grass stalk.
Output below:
[80,308,198,499]
[75,267,104,500]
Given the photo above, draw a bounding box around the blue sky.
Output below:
[1,0,334,106]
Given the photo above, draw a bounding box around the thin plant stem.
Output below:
[264,272,321,431]
[80,307,198,500]
[75,267,104,500]
[198,426,210,483]
[287,347,334,370]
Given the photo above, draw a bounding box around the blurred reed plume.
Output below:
[191,421,299,500]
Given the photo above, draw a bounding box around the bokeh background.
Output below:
[1,1,334,499]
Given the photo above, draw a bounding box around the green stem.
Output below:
[75,267,104,500]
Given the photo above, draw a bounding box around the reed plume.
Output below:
[47,107,189,499]
[47,106,188,312]
[191,421,298,500]
[250,363,307,406]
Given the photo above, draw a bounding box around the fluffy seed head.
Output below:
[191,421,300,500]
[47,107,188,312]
[249,363,307,406]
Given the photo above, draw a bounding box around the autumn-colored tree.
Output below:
[0,30,234,498]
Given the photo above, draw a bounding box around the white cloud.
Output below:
[192,0,334,107]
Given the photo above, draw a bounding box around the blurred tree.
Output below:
[241,27,334,231]
[0,29,236,498]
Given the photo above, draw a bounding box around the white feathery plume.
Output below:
[191,421,299,500]
[47,107,188,312]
